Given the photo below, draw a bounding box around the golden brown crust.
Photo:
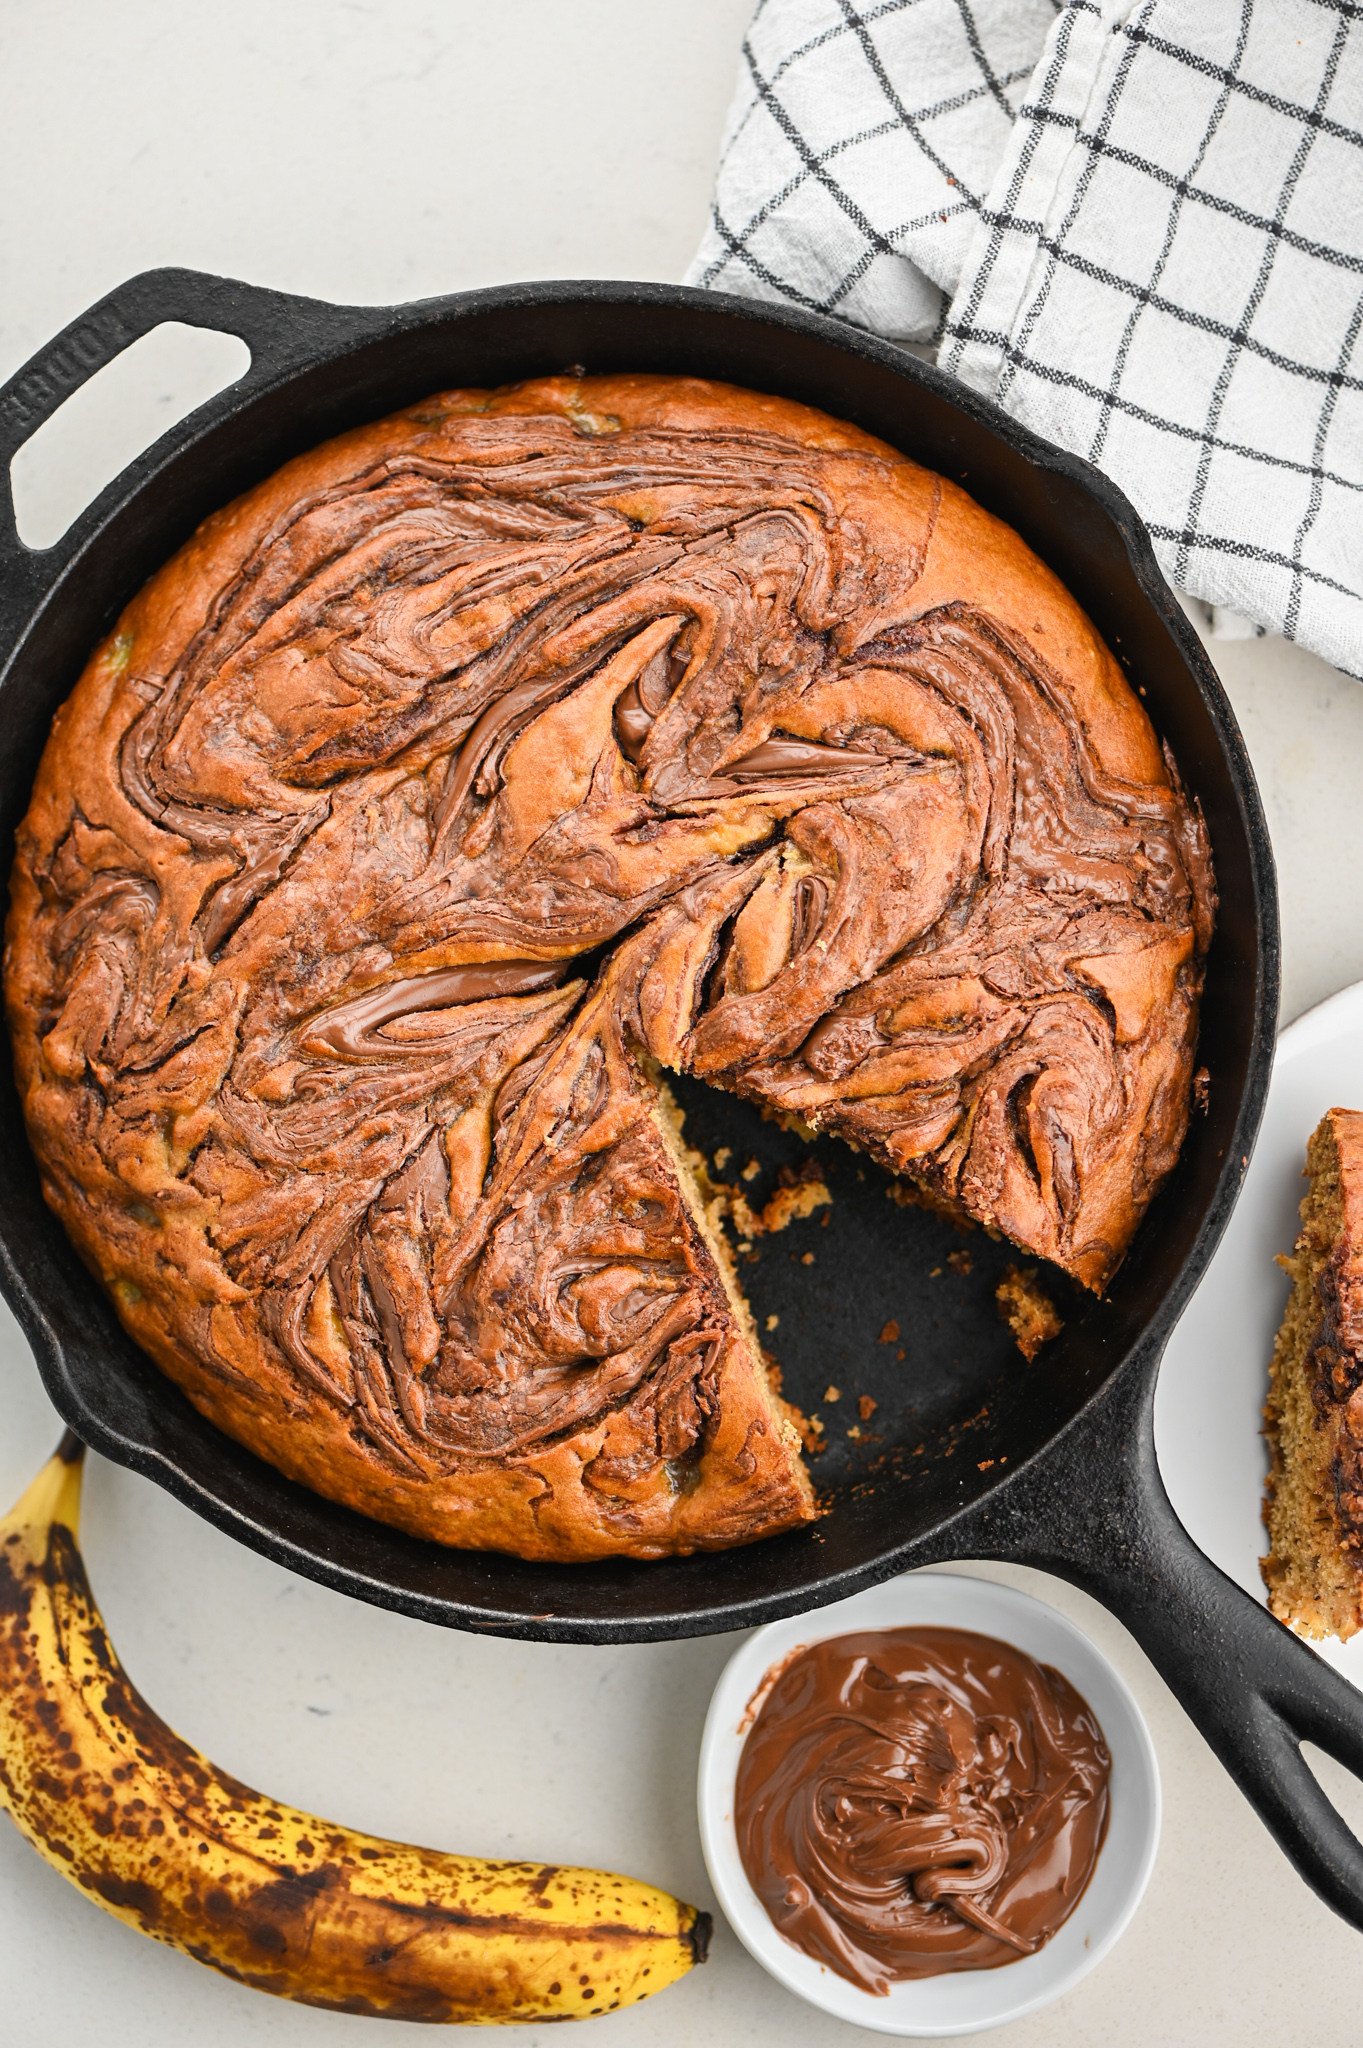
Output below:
[5,373,1212,1561]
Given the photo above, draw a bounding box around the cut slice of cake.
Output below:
[1262,1108,1363,1640]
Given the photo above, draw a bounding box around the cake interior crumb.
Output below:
[645,1063,818,1498]
[995,1265,1063,1361]
[726,1162,831,1240]
[1262,1115,1363,1641]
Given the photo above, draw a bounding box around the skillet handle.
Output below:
[0,267,384,630]
[944,1346,1363,1930]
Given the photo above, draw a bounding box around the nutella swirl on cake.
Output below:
[735,1627,1111,1991]
[5,374,1214,1562]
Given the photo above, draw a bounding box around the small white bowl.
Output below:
[697,1572,1160,2038]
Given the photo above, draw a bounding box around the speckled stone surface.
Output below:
[4,5,1363,2042]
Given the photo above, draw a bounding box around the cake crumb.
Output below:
[760,1164,832,1234]
[765,1313,779,1332]
[947,1248,974,1276]
[824,1385,842,1403]
[996,1265,1064,1360]
[929,1266,942,1278]
[879,1319,899,1344]
[741,1157,761,1183]
[720,1160,831,1238]
[801,1251,814,1266]
[847,1425,863,1440]
[859,1395,878,1421]
[794,1412,826,1455]
[978,1459,995,1471]
[778,1388,825,1456]
[713,1147,731,1172]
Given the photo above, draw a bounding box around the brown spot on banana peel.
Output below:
[0,1448,706,2021]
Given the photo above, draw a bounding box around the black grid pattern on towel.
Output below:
[937,0,1363,669]
[688,0,1058,342]
[691,0,1363,675]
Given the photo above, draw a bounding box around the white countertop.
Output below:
[4,6,1363,2041]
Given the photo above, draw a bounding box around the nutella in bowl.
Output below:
[734,1627,1111,1993]
[698,1574,1159,2037]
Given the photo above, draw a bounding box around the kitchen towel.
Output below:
[687,0,1363,677]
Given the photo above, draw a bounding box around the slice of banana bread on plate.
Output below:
[1263,1107,1363,1640]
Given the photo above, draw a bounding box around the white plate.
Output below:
[1155,979,1363,1688]
[697,1573,1160,2038]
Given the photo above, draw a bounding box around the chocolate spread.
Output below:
[303,960,570,1059]
[735,1627,1111,1992]
[5,371,1214,1561]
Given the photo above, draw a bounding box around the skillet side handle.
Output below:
[941,1348,1363,1931]
[0,268,385,640]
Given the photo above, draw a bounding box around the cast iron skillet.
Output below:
[4,270,1363,1926]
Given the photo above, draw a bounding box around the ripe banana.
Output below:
[0,1437,710,2021]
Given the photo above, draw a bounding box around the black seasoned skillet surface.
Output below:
[5,271,1363,1928]
[662,1070,1042,1492]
